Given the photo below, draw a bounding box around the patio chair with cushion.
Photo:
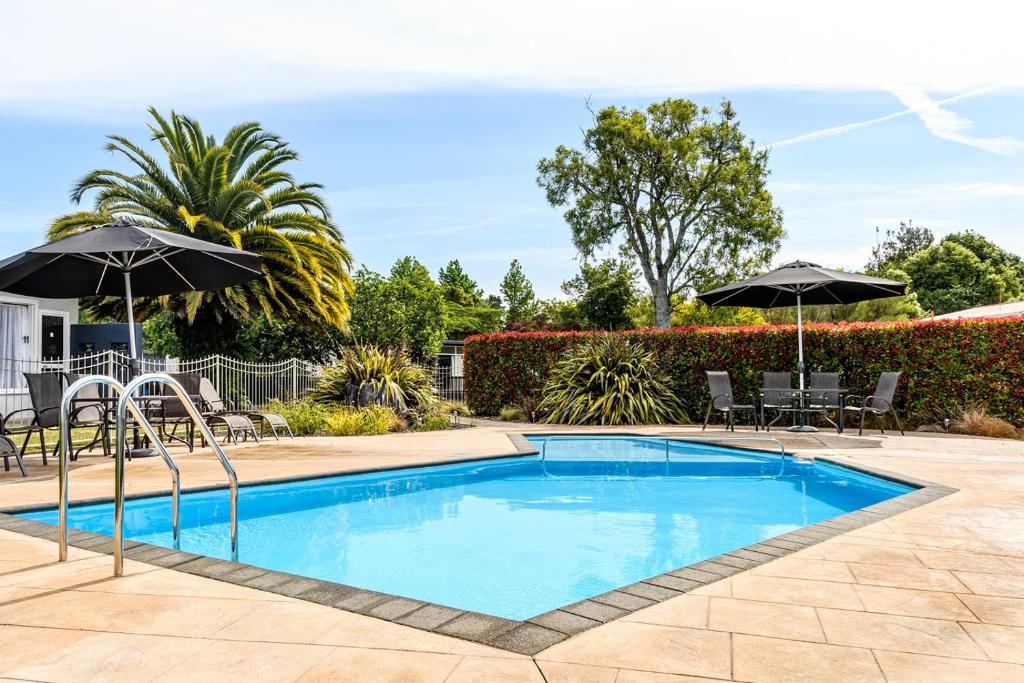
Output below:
[759,371,798,432]
[702,370,759,432]
[806,372,842,432]
[1,434,26,477]
[199,377,292,440]
[845,371,904,436]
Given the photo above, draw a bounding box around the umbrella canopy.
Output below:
[696,260,906,308]
[697,261,907,393]
[0,219,263,358]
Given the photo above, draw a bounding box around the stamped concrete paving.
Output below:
[1,424,1024,681]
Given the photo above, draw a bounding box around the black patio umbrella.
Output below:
[0,218,263,358]
[697,261,906,390]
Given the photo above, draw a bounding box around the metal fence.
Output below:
[2,350,463,419]
[1,350,319,418]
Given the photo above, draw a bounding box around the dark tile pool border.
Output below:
[0,433,957,655]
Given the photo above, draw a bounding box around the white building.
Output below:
[0,291,78,408]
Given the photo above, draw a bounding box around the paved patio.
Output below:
[1,424,1023,681]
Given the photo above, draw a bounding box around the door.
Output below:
[41,314,66,359]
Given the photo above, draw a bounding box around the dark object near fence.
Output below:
[702,371,758,432]
[845,371,905,435]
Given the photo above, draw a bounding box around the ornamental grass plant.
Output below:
[538,334,686,425]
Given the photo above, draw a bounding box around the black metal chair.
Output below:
[63,372,113,459]
[759,372,798,432]
[845,371,904,435]
[806,372,842,432]
[153,373,201,451]
[702,371,759,432]
[3,373,64,464]
[1,434,26,477]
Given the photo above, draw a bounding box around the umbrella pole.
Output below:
[796,293,805,391]
[789,292,818,432]
[123,270,138,360]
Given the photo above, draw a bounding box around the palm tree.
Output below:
[51,107,353,355]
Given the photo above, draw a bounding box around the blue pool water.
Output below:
[20,436,911,619]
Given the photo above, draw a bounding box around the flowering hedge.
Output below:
[464,317,1024,425]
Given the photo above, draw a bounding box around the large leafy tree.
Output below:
[562,259,638,330]
[437,259,501,337]
[538,99,784,328]
[500,259,538,326]
[866,220,934,273]
[348,258,447,361]
[903,241,1019,315]
[51,107,353,357]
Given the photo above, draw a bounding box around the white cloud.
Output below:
[891,87,1024,155]
[766,86,1022,154]
[2,1,1024,116]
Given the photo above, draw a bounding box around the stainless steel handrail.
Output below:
[58,375,182,562]
[114,373,239,575]
[663,436,788,462]
[536,434,789,462]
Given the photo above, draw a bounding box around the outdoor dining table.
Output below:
[72,393,197,456]
[761,388,848,433]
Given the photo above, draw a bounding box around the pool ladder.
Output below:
[57,373,239,576]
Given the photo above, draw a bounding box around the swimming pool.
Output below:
[20,436,912,620]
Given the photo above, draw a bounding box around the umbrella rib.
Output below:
[132,247,184,269]
[205,251,264,275]
[95,262,109,295]
[156,254,197,290]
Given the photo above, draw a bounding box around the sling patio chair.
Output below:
[702,370,759,432]
[844,371,904,436]
[199,377,293,440]
[189,376,260,445]
[152,372,202,451]
[759,371,799,432]
[805,371,843,432]
[62,372,113,460]
[0,373,55,465]
[1,434,26,477]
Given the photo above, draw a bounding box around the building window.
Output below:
[0,303,31,389]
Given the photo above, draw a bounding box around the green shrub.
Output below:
[267,398,328,436]
[464,318,1024,426]
[361,405,400,434]
[320,405,399,436]
[498,405,527,421]
[416,411,452,432]
[311,345,437,412]
[538,334,686,425]
[441,400,472,417]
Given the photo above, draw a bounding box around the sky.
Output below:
[1,1,1023,298]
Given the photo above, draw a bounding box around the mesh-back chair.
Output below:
[702,371,758,432]
[1,434,26,477]
[63,373,112,459]
[760,372,797,431]
[155,373,202,451]
[197,377,261,444]
[806,372,842,432]
[845,371,904,435]
[1,373,64,464]
[200,377,292,440]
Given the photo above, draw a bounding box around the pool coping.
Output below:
[0,433,958,656]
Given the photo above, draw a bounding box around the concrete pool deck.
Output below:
[1,424,1023,681]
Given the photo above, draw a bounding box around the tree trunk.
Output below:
[653,282,672,329]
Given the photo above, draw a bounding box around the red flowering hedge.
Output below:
[464,317,1024,424]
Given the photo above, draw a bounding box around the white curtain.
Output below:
[0,303,30,389]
